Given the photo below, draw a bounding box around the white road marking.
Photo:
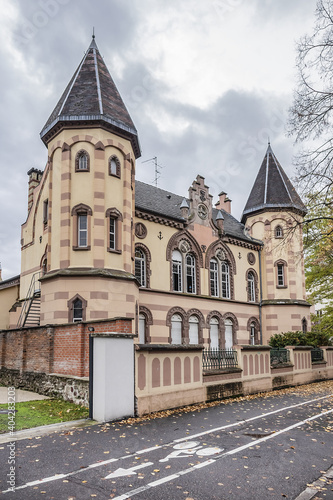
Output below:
[2,393,331,494]
[105,462,154,479]
[112,408,333,500]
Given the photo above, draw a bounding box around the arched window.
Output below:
[171,314,182,344]
[248,271,255,302]
[135,249,146,287]
[210,258,219,297]
[71,203,92,250]
[172,250,182,292]
[105,208,122,253]
[302,317,307,334]
[247,317,260,345]
[275,225,283,238]
[224,318,233,349]
[138,313,146,344]
[189,315,199,344]
[75,150,90,172]
[109,155,121,178]
[209,317,219,349]
[221,261,230,299]
[68,294,87,323]
[275,260,287,288]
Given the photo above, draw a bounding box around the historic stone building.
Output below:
[0,37,310,345]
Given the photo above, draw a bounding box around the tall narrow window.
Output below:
[186,254,196,294]
[248,271,255,302]
[225,318,233,349]
[78,214,88,247]
[172,250,182,292]
[277,263,284,286]
[221,261,230,299]
[73,298,83,322]
[250,322,256,345]
[302,317,307,334]
[109,156,121,178]
[43,199,49,228]
[109,217,116,250]
[135,249,146,287]
[210,259,219,297]
[171,314,182,344]
[275,225,283,238]
[189,315,199,344]
[210,317,219,349]
[139,313,146,344]
[75,150,90,172]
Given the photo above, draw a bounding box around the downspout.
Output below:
[258,246,263,345]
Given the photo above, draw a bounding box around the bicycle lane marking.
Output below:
[2,393,332,494]
[112,407,333,500]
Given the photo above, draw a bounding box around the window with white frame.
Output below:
[109,217,116,250]
[78,214,88,248]
[209,317,219,349]
[225,318,233,349]
[221,261,230,299]
[139,313,146,343]
[277,263,285,286]
[189,315,199,344]
[109,155,121,178]
[172,250,182,291]
[75,150,89,172]
[73,298,83,322]
[248,271,255,302]
[135,249,146,287]
[210,259,219,297]
[171,313,182,344]
[186,254,196,294]
[250,322,256,345]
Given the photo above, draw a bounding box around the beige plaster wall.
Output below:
[0,285,19,329]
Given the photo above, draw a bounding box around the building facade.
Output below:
[1,38,311,344]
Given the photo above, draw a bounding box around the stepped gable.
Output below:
[135,180,255,243]
[40,37,140,158]
[242,144,306,223]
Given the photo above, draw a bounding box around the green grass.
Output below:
[0,399,89,433]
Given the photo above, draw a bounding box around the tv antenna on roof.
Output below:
[141,156,164,187]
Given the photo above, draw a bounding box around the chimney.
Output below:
[215,191,231,214]
[27,168,43,212]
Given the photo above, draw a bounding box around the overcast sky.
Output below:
[0,0,318,280]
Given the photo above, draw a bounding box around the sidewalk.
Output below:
[0,387,49,404]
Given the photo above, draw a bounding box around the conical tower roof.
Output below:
[40,37,140,158]
[241,144,306,223]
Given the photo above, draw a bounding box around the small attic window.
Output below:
[275,225,283,238]
[75,150,90,172]
[109,156,121,178]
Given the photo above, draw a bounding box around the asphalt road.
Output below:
[1,381,332,500]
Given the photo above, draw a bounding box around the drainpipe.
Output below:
[258,247,263,345]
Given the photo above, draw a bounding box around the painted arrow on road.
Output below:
[105,462,154,479]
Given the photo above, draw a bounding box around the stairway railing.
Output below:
[17,271,42,327]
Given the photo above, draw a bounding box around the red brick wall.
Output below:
[0,318,132,378]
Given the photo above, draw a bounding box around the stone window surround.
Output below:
[135,242,151,288]
[274,259,288,288]
[75,149,90,172]
[105,207,123,254]
[71,203,92,251]
[67,293,87,323]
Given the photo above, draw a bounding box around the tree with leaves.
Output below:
[288,0,333,235]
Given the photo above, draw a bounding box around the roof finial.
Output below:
[92,27,95,39]
[268,135,270,146]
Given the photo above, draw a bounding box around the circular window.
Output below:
[247,252,256,265]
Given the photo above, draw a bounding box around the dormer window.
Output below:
[109,156,121,178]
[75,150,90,172]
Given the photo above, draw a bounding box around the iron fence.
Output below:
[270,348,290,366]
[311,348,324,363]
[202,348,238,371]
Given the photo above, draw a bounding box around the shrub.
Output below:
[269,330,332,348]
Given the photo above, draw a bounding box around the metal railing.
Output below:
[202,348,238,371]
[17,271,42,327]
[270,348,290,366]
[311,348,324,363]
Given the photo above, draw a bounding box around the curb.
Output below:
[294,466,333,500]
[0,418,96,444]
